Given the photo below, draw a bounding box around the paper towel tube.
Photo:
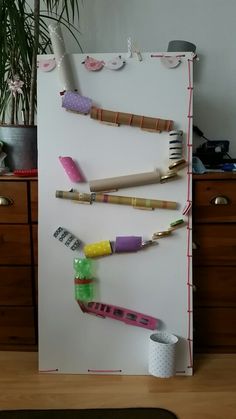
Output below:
[90,107,173,132]
[148,332,178,378]
[48,23,75,91]
[89,169,161,192]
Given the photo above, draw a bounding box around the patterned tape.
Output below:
[53,227,81,251]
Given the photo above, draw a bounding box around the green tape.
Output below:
[170,219,184,227]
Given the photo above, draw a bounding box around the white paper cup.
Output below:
[148,332,178,378]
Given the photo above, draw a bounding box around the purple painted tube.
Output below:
[62,91,92,114]
[114,236,142,253]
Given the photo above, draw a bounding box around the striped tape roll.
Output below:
[169,130,183,161]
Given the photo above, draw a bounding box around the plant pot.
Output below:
[0,125,37,172]
[167,40,196,53]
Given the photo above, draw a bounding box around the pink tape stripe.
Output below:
[88,369,122,373]
[186,57,193,369]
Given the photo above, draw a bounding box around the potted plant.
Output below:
[0,0,81,171]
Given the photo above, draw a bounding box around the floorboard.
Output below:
[0,352,235,419]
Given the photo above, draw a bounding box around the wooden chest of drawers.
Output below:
[0,176,38,351]
[193,173,236,353]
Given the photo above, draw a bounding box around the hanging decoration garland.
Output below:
[82,55,126,71]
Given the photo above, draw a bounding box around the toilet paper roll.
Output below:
[62,91,92,114]
[48,23,75,91]
[59,156,84,182]
[148,332,178,378]
[114,236,142,253]
[84,241,112,258]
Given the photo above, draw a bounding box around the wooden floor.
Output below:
[0,352,235,419]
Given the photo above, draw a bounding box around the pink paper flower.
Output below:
[8,75,24,97]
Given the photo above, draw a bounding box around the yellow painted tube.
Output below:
[84,241,112,258]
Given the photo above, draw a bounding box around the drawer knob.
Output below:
[211,196,229,205]
[0,196,14,206]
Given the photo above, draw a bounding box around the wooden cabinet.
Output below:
[0,177,38,350]
[193,173,236,353]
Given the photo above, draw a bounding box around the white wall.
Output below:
[63,0,236,157]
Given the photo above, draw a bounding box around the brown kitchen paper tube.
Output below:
[89,169,161,192]
[90,106,173,132]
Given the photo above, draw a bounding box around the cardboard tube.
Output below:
[62,91,92,114]
[84,241,112,258]
[89,169,161,192]
[55,190,178,210]
[94,193,177,210]
[59,156,84,182]
[90,107,173,132]
[48,23,75,91]
[114,236,142,253]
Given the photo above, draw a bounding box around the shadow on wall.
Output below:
[192,53,234,153]
[194,95,235,143]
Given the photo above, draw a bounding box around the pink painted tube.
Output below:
[59,156,84,182]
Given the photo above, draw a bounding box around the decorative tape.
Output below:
[53,227,81,251]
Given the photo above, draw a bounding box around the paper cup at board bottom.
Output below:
[148,331,178,378]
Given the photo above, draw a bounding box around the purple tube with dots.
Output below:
[114,236,142,253]
[62,91,92,114]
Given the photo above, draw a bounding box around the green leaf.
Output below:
[0,0,82,125]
